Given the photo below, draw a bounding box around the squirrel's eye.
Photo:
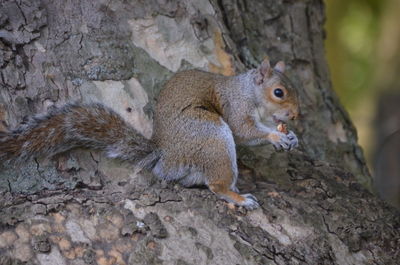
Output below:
[273,88,284,98]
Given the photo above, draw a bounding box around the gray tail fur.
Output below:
[0,103,159,168]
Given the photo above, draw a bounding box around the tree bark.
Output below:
[0,0,398,265]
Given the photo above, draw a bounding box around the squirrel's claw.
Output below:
[271,130,298,151]
[287,131,298,150]
[240,193,260,210]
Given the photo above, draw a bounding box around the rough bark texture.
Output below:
[0,0,398,265]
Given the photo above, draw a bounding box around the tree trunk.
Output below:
[0,0,398,264]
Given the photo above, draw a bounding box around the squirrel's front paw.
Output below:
[268,130,298,151]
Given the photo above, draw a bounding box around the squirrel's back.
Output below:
[156,70,226,111]
[153,69,228,143]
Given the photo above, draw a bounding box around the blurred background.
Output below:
[325,0,400,208]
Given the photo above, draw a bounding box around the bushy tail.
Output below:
[0,103,159,168]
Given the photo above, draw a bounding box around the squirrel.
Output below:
[0,58,299,210]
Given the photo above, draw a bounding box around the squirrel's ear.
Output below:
[274,61,285,73]
[260,57,272,76]
[255,57,272,85]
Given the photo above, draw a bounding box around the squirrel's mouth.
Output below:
[272,115,286,124]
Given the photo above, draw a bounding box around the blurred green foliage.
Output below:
[325,0,385,108]
[326,0,400,207]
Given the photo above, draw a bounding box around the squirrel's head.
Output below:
[254,58,299,124]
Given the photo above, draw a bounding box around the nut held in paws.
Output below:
[277,123,288,134]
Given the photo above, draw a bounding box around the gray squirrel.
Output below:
[0,58,299,210]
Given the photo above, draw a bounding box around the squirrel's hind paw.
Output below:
[239,193,260,210]
[210,186,260,210]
